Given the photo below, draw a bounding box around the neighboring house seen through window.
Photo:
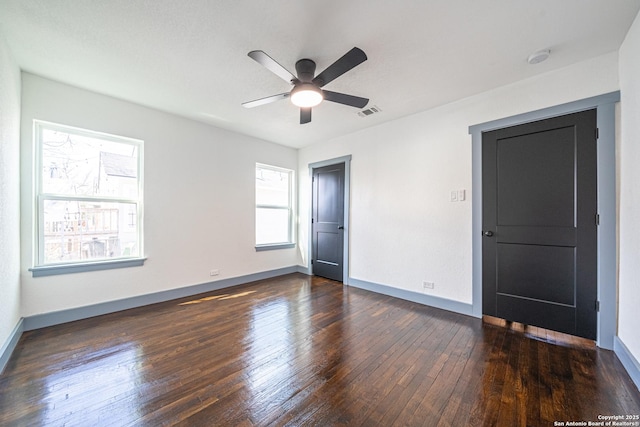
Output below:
[255,164,295,249]
[33,121,143,270]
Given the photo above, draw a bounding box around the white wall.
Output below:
[618,10,640,367]
[298,52,620,305]
[20,74,298,317]
[0,33,21,350]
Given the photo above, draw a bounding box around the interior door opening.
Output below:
[481,109,598,340]
[311,162,346,282]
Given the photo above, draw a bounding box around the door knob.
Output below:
[483,230,494,237]
[338,226,344,230]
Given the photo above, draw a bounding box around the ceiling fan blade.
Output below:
[300,108,312,124]
[312,47,367,87]
[322,90,369,108]
[242,92,290,108]
[248,50,296,83]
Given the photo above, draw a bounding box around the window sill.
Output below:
[255,243,296,252]
[30,258,146,277]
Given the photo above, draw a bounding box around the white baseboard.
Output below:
[348,277,474,317]
[614,336,640,392]
[0,318,24,374]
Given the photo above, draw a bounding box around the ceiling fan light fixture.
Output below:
[290,84,323,108]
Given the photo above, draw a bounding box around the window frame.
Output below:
[255,163,296,251]
[30,120,145,276]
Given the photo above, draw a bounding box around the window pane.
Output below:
[256,208,289,245]
[42,199,139,264]
[256,167,289,207]
[41,128,139,198]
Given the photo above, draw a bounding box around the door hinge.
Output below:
[311,259,313,265]
[595,128,599,139]
[595,213,600,226]
[312,218,314,224]
[595,300,600,312]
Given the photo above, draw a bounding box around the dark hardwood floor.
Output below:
[1,274,639,426]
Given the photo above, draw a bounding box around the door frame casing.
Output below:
[469,91,620,349]
[307,155,352,284]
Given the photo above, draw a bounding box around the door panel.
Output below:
[312,163,345,281]
[317,233,339,265]
[482,109,597,340]
[495,294,576,333]
[497,127,576,227]
[496,244,575,306]
[317,175,340,223]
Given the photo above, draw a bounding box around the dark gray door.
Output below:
[312,163,345,282]
[482,109,598,340]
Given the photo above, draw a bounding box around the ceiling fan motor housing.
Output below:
[295,59,317,83]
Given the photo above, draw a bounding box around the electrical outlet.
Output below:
[423,281,435,290]
[210,269,220,276]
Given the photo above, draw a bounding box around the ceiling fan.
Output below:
[242,47,369,124]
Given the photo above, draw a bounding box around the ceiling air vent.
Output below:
[358,105,382,117]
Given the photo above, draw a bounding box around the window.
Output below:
[33,121,143,274]
[255,164,294,249]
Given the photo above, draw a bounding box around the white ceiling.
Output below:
[1,1,638,148]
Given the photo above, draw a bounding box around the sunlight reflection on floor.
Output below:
[43,344,141,426]
[178,290,257,305]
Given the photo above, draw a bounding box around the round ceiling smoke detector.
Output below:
[528,49,550,65]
